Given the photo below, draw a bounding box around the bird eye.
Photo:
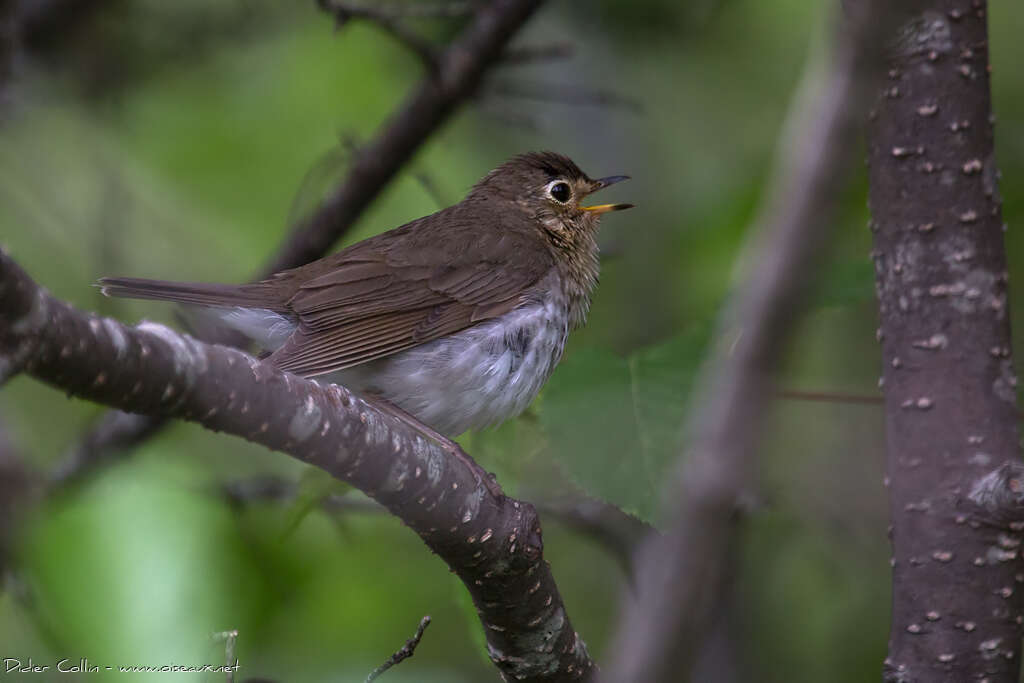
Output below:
[547,181,572,204]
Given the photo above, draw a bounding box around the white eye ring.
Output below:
[546,180,573,204]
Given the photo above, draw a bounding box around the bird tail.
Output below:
[98,277,285,311]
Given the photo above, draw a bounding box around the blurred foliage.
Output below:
[0,0,1023,681]
[541,327,707,522]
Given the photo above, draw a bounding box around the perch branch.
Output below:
[0,251,593,682]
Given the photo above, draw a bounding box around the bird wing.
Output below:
[267,211,553,377]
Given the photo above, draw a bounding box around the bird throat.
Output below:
[546,217,601,330]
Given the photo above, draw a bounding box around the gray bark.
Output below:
[867,2,1024,680]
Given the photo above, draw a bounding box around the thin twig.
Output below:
[318,0,439,70]
[49,410,163,486]
[411,169,449,209]
[365,616,432,682]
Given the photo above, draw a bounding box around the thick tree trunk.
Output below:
[867,2,1023,680]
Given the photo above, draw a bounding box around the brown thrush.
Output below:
[100,152,632,436]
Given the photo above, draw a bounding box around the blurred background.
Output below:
[1,0,1023,681]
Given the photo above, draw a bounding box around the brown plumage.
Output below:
[100,152,632,434]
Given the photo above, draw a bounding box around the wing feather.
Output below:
[265,204,554,377]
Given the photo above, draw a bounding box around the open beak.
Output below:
[581,175,634,214]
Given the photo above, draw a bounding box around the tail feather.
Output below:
[98,277,286,311]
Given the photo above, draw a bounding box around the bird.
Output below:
[99,152,632,438]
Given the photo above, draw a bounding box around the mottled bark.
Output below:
[0,251,592,683]
[866,2,1023,680]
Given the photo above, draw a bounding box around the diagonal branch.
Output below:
[601,2,897,680]
[0,250,593,682]
[56,0,546,484]
[264,0,544,275]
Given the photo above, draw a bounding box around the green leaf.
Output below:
[540,327,708,522]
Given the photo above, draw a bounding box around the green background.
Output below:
[1,1,1022,681]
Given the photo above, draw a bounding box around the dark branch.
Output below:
[0,251,594,682]
[602,2,894,681]
[58,0,546,484]
[265,0,543,274]
[365,616,432,683]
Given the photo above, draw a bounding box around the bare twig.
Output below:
[602,2,895,681]
[536,497,654,579]
[411,169,449,209]
[365,616,432,682]
[317,0,439,70]
[57,0,546,485]
[49,410,163,486]
[0,251,594,682]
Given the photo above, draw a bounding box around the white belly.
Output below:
[211,295,571,437]
[331,298,569,436]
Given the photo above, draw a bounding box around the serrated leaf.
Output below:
[540,327,708,522]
